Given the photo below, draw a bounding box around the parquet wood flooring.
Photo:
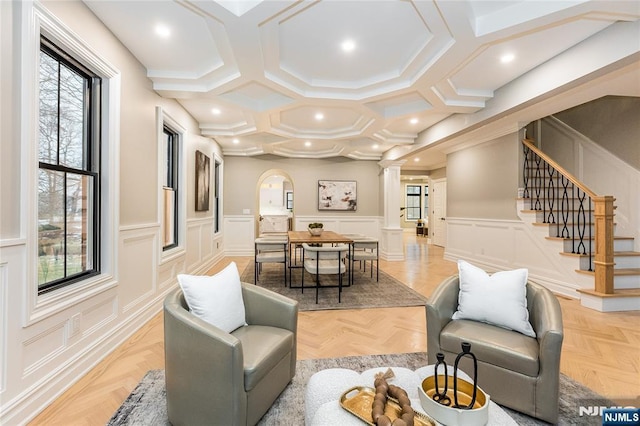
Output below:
[28,236,639,425]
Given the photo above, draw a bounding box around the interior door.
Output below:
[432,179,447,247]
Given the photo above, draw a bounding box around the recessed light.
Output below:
[414,158,420,162]
[232,138,239,144]
[211,108,221,115]
[305,141,312,147]
[341,39,356,52]
[372,144,379,149]
[315,113,324,121]
[410,118,418,124]
[500,53,515,64]
[155,24,171,39]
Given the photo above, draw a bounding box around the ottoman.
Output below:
[304,365,518,425]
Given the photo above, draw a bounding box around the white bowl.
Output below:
[418,374,490,426]
[308,228,324,236]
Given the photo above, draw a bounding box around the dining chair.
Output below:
[301,243,349,303]
[349,237,379,282]
[254,236,288,286]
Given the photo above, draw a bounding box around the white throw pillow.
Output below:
[177,261,247,333]
[452,260,536,338]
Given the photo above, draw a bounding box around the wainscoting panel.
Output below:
[224,215,255,256]
[22,323,66,377]
[119,229,158,314]
[294,216,382,240]
[445,217,586,298]
[80,296,118,337]
[185,218,217,273]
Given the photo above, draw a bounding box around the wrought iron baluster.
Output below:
[576,189,587,255]
[560,176,570,238]
[546,166,556,224]
[533,154,543,211]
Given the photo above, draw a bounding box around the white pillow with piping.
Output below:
[452,260,536,338]
[177,261,246,333]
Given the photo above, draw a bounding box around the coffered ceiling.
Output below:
[83,0,640,170]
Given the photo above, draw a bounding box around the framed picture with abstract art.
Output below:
[318,180,357,211]
[195,150,210,211]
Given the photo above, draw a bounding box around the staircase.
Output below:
[519,138,640,312]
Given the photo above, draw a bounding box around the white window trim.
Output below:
[213,154,223,235]
[22,2,120,326]
[156,107,186,264]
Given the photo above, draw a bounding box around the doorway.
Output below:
[255,169,294,236]
[431,178,447,247]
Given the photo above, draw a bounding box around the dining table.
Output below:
[287,230,354,288]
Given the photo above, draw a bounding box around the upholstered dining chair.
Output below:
[301,243,349,303]
[426,275,564,423]
[349,237,379,282]
[164,283,298,426]
[254,236,288,285]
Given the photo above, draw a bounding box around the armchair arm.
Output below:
[426,275,460,363]
[241,282,298,332]
[164,288,247,425]
[527,282,564,422]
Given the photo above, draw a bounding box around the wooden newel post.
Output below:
[593,196,615,294]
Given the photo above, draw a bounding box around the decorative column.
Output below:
[379,160,405,261]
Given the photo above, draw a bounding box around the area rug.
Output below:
[108,352,610,425]
[239,262,427,311]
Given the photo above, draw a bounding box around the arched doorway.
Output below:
[255,169,294,237]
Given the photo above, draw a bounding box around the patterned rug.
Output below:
[239,261,427,311]
[108,352,610,425]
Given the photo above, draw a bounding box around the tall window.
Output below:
[163,126,179,250]
[423,185,429,219]
[38,36,101,294]
[406,185,421,220]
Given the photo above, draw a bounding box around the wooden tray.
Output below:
[340,386,435,426]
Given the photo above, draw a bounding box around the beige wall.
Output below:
[447,133,520,220]
[554,96,640,171]
[224,156,380,216]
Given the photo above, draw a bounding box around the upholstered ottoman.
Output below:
[304,365,518,425]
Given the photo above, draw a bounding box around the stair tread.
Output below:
[577,288,640,298]
[576,268,640,276]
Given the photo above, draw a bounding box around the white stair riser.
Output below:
[613,256,640,269]
[580,295,640,312]
[539,223,615,238]
[561,238,634,253]
[523,197,594,211]
[577,256,640,270]
[614,275,640,290]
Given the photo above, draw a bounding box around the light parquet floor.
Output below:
[28,234,640,425]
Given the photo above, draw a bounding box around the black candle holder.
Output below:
[430,342,478,410]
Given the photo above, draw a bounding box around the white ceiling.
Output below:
[83,0,640,170]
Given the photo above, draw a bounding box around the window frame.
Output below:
[405,184,422,221]
[37,36,102,294]
[162,125,179,251]
[157,107,186,263]
[24,3,120,326]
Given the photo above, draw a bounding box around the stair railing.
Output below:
[522,139,615,294]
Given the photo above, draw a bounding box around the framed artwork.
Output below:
[195,150,210,211]
[318,180,357,211]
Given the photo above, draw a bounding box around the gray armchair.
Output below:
[164,282,298,426]
[426,275,563,423]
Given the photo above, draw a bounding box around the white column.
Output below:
[379,160,405,261]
